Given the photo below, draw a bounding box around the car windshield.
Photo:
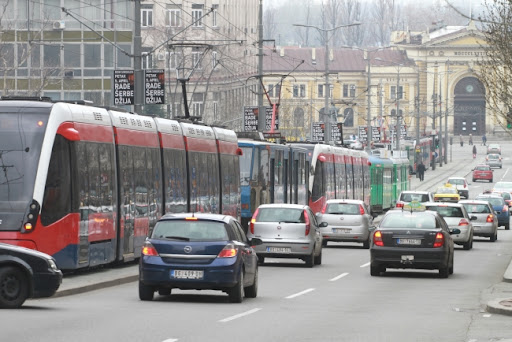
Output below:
[462,204,491,214]
[426,206,463,217]
[477,197,505,207]
[448,179,464,185]
[400,193,430,202]
[152,220,229,241]
[380,213,436,229]
[436,188,457,194]
[326,203,360,215]
[257,208,304,223]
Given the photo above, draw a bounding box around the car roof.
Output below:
[400,190,431,194]
[475,194,504,200]
[447,177,466,180]
[459,200,492,205]
[158,212,234,224]
[424,201,464,207]
[257,203,309,210]
[325,199,364,204]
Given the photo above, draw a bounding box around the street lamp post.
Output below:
[293,22,361,144]
[395,66,401,151]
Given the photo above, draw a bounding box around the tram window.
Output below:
[312,160,324,202]
[163,148,187,213]
[239,147,252,186]
[41,135,71,226]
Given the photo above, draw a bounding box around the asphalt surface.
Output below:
[52,140,512,316]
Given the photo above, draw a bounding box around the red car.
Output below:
[472,164,493,183]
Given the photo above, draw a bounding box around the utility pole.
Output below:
[416,69,420,146]
[366,50,372,153]
[134,0,143,113]
[257,0,265,132]
[395,66,401,151]
[445,61,450,164]
[439,73,443,167]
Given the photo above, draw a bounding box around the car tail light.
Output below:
[458,218,469,226]
[433,232,444,248]
[359,205,365,215]
[217,244,238,258]
[373,230,384,246]
[250,208,260,234]
[142,241,159,256]
[396,202,404,208]
[486,214,494,223]
[304,210,311,236]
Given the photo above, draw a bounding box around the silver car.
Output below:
[247,204,323,267]
[424,202,475,250]
[486,153,502,169]
[316,199,376,248]
[459,200,498,242]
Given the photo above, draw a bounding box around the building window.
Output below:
[343,84,356,97]
[212,51,217,69]
[267,84,281,98]
[391,85,403,100]
[212,4,219,27]
[293,84,306,98]
[169,53,182,70]
[142,52,153,69]
[318,84,324,98]
[192,52,202,69]
[192,4,204,27]
[167,8,181,27]
[141,8,153,27]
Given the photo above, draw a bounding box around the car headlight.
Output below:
[48,259,59,272]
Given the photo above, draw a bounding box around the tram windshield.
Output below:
[0,109,49,229]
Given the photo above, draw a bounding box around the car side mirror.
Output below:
[250,238,263,246]
[319,222,328,228]
[449,228,461,235]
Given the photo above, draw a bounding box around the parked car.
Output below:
[493,181,512,195]
[395,190,434,208]
[475,194,510,230]
[487,143,501,154]
[424,202,474,250]
[486,153,502,169]
[0,243,63,308]
[370,205,459,278]
[247,203,323,267]
[446,177,469,199]
[472,164,493,183]
[138,213,261,303]
[433,185,461,203]
[459,200,498,242]
[316,199,377,249]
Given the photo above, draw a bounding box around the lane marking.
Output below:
[483,314,492,318]
[330,272,349,281]
[360,262,370,268]
[162,339,179,342]
[502,168,509,179]
[285,288,315,299]
[218,308,262,323]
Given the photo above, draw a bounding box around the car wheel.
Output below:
[363,238,370,249]
[257,256,265,265]
[505,223,510,230]
[472,178,476,182]
[314,248,322,265]
[0,266,29,308]
[439,265,449,278]
[305,250,315,268]
[244,268,258,298]
[449,257,454,275]
[138,281,154,301]
[490,179,493,183]
[322,239,328,247]
[158,289,172,296]
[370,263,381,276]
[228,272,244,303]
[490,231,497,242]
[463,238,471,250]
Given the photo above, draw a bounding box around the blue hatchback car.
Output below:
[475,194,510,230]
[139,213,262,303]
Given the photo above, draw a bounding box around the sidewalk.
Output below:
[51,151,512,316]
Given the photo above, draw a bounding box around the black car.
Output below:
[370,207,460,278]
[139,213,262,303]
[0,243,63,308]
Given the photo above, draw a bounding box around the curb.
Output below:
[54,274,139,298]
[486,298,512,316]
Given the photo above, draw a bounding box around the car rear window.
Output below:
[426,206,463,217]
[475,166,490,171]
[400,193,430,202]
[151,220,229,241]
[326,203,360,215]
[436,188,457,194]
[448,179,464,185]
[488,154,500,159]
[257,208,304,223]
[477,197,504,206]
[380,213,436,229]
[462,204,491,214]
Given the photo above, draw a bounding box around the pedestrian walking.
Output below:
[472,145,477,159]
[482,134,487,146]
[459,134,464,147]
[469,134,473,145]
[417,161,426,181]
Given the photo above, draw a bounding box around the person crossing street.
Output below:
[417,161,426,181]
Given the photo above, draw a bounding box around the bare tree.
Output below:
[320,0,366,47]
[476,0,512,131]
[294,0,315,46]
[367,0,400,46]
[264,8,278,40]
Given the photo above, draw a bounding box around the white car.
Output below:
[446,177,469,199]
[424,202,475,250]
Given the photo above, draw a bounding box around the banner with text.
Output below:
[144,69,165,104]
[113,70,135,106]
[243,106,279,132]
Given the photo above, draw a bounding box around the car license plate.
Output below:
[267,247,291,253]
[171,270,204,279]
[397,238,421,245]
[401,255,414,261]
[333,228,351,233]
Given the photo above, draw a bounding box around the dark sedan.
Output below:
[370,207,459,278]
[139,213,261,303]
[0,242,63,308]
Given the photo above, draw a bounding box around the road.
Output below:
[3,140,512,342]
